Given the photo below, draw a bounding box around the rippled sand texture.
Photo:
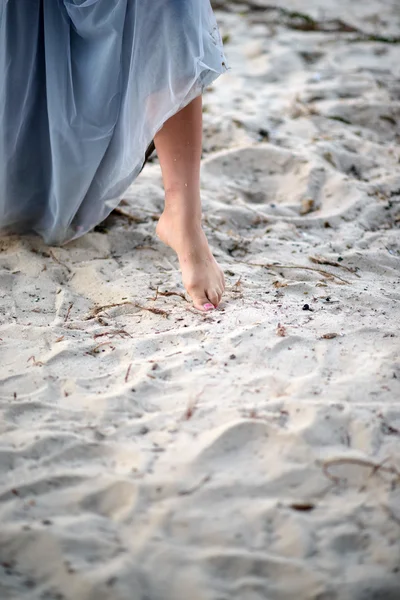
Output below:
[1,1,400,599]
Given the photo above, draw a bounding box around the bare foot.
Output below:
[156,210,225,311]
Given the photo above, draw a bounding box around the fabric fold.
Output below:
[0,0,227,244]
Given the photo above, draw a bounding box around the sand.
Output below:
[1,1,400,599]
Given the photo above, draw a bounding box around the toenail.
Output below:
[203,303,215,310]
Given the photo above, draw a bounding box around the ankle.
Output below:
[159,206,203,231]
[156,210,208,255]
[163,189,202,223]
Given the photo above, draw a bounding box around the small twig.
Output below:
[112,207,144,223]
[178,474,211,496]
[27,356,44,367]
[64,303,73,323]
[183,387,206,421]
[322,457,400,484]
[134,245,158,251]
[125,363,132,383]
[149,287,188,302]
[86,301,169,320]
[49,250,72,274]
[309,255,360,277]
[85,302,133,320]
[239,260,350,284]
[134,303,170,317]
[232,277,242,291]
[93,329,132,340]
[87,341,116,355]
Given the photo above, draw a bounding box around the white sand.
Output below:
[1,1,400,599]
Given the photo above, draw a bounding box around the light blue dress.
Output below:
[0,0,226,244]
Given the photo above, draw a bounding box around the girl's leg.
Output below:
[154,96,225,311]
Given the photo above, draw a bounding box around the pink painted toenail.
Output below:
[203,303,215,310]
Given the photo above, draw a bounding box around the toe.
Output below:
[207,289,220,308]
[215,285,224,306]
[190,290,215,312]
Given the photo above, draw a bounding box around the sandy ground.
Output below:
[1,1,400,599]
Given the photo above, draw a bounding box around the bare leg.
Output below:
[154,96,225,311]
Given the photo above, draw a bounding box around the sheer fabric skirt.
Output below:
[0,0,226,244]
